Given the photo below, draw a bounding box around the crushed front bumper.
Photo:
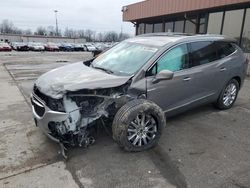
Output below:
[31,93,69,142]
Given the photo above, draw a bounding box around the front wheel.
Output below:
[112,99,166,152]
[214,79,239,110]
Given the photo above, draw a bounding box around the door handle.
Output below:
[183,77,191,81]
[220,67,227,72]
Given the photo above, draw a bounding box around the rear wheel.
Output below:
[112,99,166,152]
[214,79,239,110]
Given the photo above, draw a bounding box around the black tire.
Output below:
[112,99,166,152]
[214,79,239,110]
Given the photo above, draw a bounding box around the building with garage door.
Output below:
[122,0,250,53]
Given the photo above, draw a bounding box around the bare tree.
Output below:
[23,29,32,35]
[64,27,77,38]
[77,30,85,38]
[0,19,131,42]
[104,31,119,42]
[119,33,130,41]
[47,26,56,36]
[57,29,62,37]
[0,20,25,34]
[13,28,23,34]
[35,26,47,36]
[85,29,95,42]
[96,32,104,42]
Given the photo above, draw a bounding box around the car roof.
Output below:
[128,33,236,47]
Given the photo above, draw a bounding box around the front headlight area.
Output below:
[47,97,81,141]
[45,94,104,136]
[46,94,107,142]
[47,98,65,112]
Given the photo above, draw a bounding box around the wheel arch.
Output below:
[232,76,241,88]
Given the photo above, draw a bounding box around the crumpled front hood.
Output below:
[35,62,131,99]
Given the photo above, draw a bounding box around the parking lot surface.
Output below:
[0,52,250,188]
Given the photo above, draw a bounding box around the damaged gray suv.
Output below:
[31,33,248,154]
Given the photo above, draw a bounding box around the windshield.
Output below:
[91,41,158,76]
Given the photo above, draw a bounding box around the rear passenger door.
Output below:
[215,41,238,89]
[187,41,229,101]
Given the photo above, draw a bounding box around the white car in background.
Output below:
[94,43,109,51]
[28,42,45,51]
[84,43,97,52]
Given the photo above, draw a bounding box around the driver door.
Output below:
[146,43,198,113]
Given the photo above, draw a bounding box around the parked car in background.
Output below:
[28,42,45,51]
[45,43,59,51]
[11,42,29,51]
[4,41,123,53]
[105,42,115,49]
[59,43,74,51]
[73,43,85,51]
[0,42,12,51]
[92,42,118,57]
[84,43,97,52]
[94,43,109,51]
[91,43,104,57]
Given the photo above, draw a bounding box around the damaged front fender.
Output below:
[64,89,131,129]
[32,72,142,152]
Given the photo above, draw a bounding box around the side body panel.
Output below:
[140,40,246,117]
[146,69,200,112]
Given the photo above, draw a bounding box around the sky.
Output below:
[0,0,142,35]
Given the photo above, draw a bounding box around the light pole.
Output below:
[54,10,58,36]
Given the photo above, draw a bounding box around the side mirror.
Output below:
[152,70,174,84]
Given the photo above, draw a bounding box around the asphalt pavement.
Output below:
[0,51,249,188]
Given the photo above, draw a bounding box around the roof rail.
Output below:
[137,32,194,37]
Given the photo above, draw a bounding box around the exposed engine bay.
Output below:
[32,82,133,158]
[52,86,129,142]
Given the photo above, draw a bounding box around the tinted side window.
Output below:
[157,44,189,73]
[189,41,218,67]
[216,42,236,58]
[147,44,189,76]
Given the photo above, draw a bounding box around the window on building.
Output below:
[198,17,206,34]
[242,8,250,52]
[174,20,184,33]
[137,23,144,35]
[222,9,244,43]
[189,41,218,67]
[145,24,153,33]
[207,12,223,34]
[165,22,174,32]
[185,19,196,33]
[154,23,163,33]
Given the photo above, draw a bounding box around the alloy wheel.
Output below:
[223,83,237,106]
[127,113,157,147]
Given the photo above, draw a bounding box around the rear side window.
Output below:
[189,41,218,67]
[216,42,236,59]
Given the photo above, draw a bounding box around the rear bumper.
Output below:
[31,93,69,142]
[0,48,12,51]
